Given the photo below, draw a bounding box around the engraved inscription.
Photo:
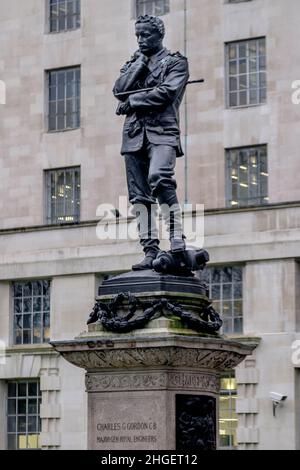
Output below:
[96,420,158,446]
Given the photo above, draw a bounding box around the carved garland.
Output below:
[87,292,222,333]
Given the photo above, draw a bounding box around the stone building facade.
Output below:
[0,0,299,450]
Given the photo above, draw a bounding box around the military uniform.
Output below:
[113,47,189,264]
[114,47,189,157]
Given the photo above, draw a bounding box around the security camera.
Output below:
[269,392,287,403]
[270,392,287,417]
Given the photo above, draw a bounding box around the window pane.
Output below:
[14,299,22,314]
[43,312,50,328]
[23,298,32,313]
[239,91,247,106]
[28,416,37,433]
[23,315,32,329]
[8,382,17,397]
[43,281,50,297]
[234,300,243,317]
[23,282,32,297]
[18,383,27,397]
[27,434,39,449]
[234,283,242,298]
[23,330,32,344]
[33,281,42,296]
[8,416,16,432]
[18,416,27,433]
[28,382,38,396]
[223,284,232,300]
[229,92,237,107]
[13,283,22,297]
[212,285,221,299]
[18,399,27,415]
[8,399,16,415]
[238,43,247,58]
[7,434,16,450]
[28,399,38,415]
[229,77,237,91]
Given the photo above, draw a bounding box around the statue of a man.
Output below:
[113,15,189,271]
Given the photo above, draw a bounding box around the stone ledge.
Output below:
[51,334,256,372]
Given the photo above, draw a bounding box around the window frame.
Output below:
[225,144,269,208]
[6,380,42,450]
[219,372,238,450]
[44,166,81,225]
[47,66,81,133]
[225,37,267,109]
[201,265,244,335]
[47,0,81,34]
[11,280,51,346]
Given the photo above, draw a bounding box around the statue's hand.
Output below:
[134,51,150,66]
[116,99,132,116]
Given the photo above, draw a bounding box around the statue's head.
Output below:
[135,15,165,56]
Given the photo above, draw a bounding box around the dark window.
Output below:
[201,266,243,334]
[48,67,80,132]
[226,145,268,207]
[226,37,266,107]
[136,0,169,17]
[49,0,80,33]
[7,380,42,450]
[45,167,81,224]
[12,281,51,345]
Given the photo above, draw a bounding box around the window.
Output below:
[201,266,243,334]
[12,281,50,345]
[136,0,169,17]
[48,66,80,132]
[7,380,42,450]
[226,145,268,207]
[226,37,266,107]
[49,0,80,33]
[45,167,80,224]
[219,372,238,449]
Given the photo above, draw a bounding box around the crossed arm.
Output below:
[113,55,189,115]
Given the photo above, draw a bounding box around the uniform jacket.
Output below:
[113,48,189,157]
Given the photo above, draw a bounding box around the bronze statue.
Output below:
[113,15,190,271]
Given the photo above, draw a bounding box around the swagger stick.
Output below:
[114,78,205,99]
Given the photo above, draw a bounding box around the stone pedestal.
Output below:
[51,271,257,450]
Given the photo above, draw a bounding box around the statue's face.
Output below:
[135,23,163,56]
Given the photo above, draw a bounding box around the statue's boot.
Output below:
[157,188,186,254]
[132,239,160,271]
[131,203,160,271]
